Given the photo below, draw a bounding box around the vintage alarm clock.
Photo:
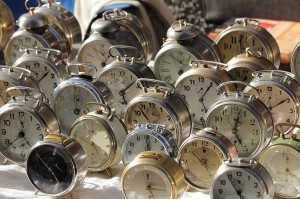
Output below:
[77,9,150,72]
[0,0,14,51]
[0,87,60,164]
[259,123,300,199]
[26,133,87,196]
[70,102,127,176]
[35,0,82,60]
[124,78,193,145]
[51,63,114,135]
[244,70,300,135]
[122,123,177,166]
[0,66,40,107]
[4,0,70,66]
[153,19,223,84]
[290,40,300,82]
[215,17,280,68]
[178,127,238,192]
[102,8,153,62]
[98,45,156,118]
[205,81,274,158]
[226,47,277,90]
[12,47,69,104]
[175,60,235,128]
[121,151,186,199]
[210,158,274,199]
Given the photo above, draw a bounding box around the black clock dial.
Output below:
[26,144,74,195]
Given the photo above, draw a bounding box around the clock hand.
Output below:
[227,174,242,197]
[36,152,59,183]
[4,135,20,150]
[22,136,31,147]
[38,70,50,83]
[119,81,135,96]
[269,98,289,110]
[73,87,80,115]
[145,135,151,151]
[139,106,151,122]
[192,150,212,177]
[146,185,154,199]
[149,186,167,191]
[0,94,5,103]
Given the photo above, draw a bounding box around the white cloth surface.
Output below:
[0,154,209,199]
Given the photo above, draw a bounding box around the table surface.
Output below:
[0,153,210,199]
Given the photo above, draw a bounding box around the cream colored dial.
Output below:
[70,118,111,169]
[260,145,300,198]
[179,139,226,189]
[122,164,173,199]
[217,32,266,63]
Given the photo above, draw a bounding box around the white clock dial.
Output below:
[5,35,45,65]
[155,48,197,84]
[206,104,261,157]
[18,61,58,103]
[99,67,139,117]
[212,169,264,199]
[122,133,169,165]
[175,75,218,127]
[122,164,173,199]
[247,85,296,134]
[0,109,44,163]
[53,85,99,135]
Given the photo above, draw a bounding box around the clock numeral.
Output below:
[129,142,134,146]
[134,110,141,116]
[267,86,272,91]
[50,74,55,79]
[136,136,141,141]
[198,77,204,82]
[149,103,155,108]
[18,111,24,117]
[231,36,237,44]
[36,124,41,130]
[254,182,258,188]
[3,81,9,87]
[218,189,223,194]
[4,120,11,126]
[202,141,209,146]
[4,139,9,145]
[119,71,125,76]
[220,180,226,185]
[39,134,44,141]
[236,171,242,176]
[9,113,15,120]
[256,192,261,197]
[214,116,222,123]
[189,79,195,85]
[1,129,6,135]
[127,151,132,155]
[160,146,165,151]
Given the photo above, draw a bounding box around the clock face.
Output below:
[122,164,173,199]
[70,118,112,169]
[122,132,169,165]
[206,104,261,157]
[212,169,264,199]
[125,102,177,140]
[0,81,22,107]
[246,84,297,134]
[99,67,140,118]
[0,109,44,163]
[179,139,226,190]
[52,85,100,135]
[259,145,300,198]
[5,35,45,66]
[18,61,58,103]
[78,40,119,71]
[175,75,219,128]
[26,144,74,195]
[155,48,197,84]
[216,31,267,63]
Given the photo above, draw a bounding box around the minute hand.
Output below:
[269,98,289,110]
